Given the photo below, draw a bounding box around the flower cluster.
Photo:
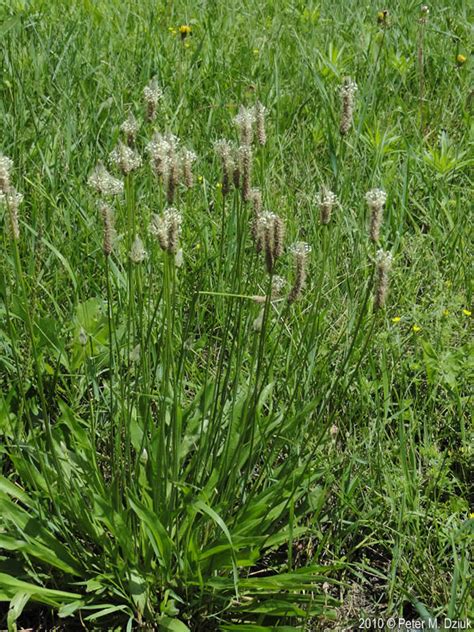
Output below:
[317,188,338,225]
[150,207,183,254]
[366,188,387,242]
[88,163,124,196]
[339,77,358,136]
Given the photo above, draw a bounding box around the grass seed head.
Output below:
[317,188,338,224]
[181,148,197,188]
[366,188,387,242]
[99,202,115,257]
[339,77,358,136]
[88,162,124,196]
[120,112,140,145]
[234,105,256,146]
[1,187,23,241]
[0,154,14,193]
[257,211,285,273]
[109,141,142,175]
[150,207,182,254]
[129,234,147,263]
[288,241,311,304]
[143,77,163,121]
[374,249,393,308]
[214,139,234,195]
[238,144,252,202]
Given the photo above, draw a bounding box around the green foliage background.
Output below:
[0,0,472,629]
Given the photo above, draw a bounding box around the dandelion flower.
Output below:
[412,324,422,333]
[179,25,192,39]
[462,309,472,317]
[392,316,401,323]
[377,10,389,26]
[456,54,467,66]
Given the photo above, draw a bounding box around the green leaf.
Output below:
[159,616,191,631]
[194,500,239,596]
[129,496,174,569]
[7,591,30,632]
[0,573,81,607]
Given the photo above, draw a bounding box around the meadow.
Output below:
[0,0,472,629]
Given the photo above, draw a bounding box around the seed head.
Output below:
[0,154,14,193]
[129,234,147,263]
[254,101,267,146]
[181,148,197,188]
[150,207,183,254]
[120,112,140,145]
[143,77,163,121]
[256,211,285,273]
[238,144,252,202]
[234,105,256,146]
[271,275,286,297]
[214,139,234,195]
[99,202,115,257]
[288,242,311,304]
[317,188,338,224]
[339,77,358,136]
[366,188,387,242]
[147,132,170,179]
[109,141,142,175]
[88,163,124,196]
[374,249,393,309]
[1,187,23,241]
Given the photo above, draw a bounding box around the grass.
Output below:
[0,0,472,629]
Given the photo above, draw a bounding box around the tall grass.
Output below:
[0,0,472,629]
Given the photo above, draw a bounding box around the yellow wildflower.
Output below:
[443,309,449,316]
[391,316,401,323]
[197,175,203,184]
[412,325,422,333]
[377,10,389,25]
[216,182,222,190]
[179,25,192,39]
[462,309,471,317]
[456,54,467,66]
